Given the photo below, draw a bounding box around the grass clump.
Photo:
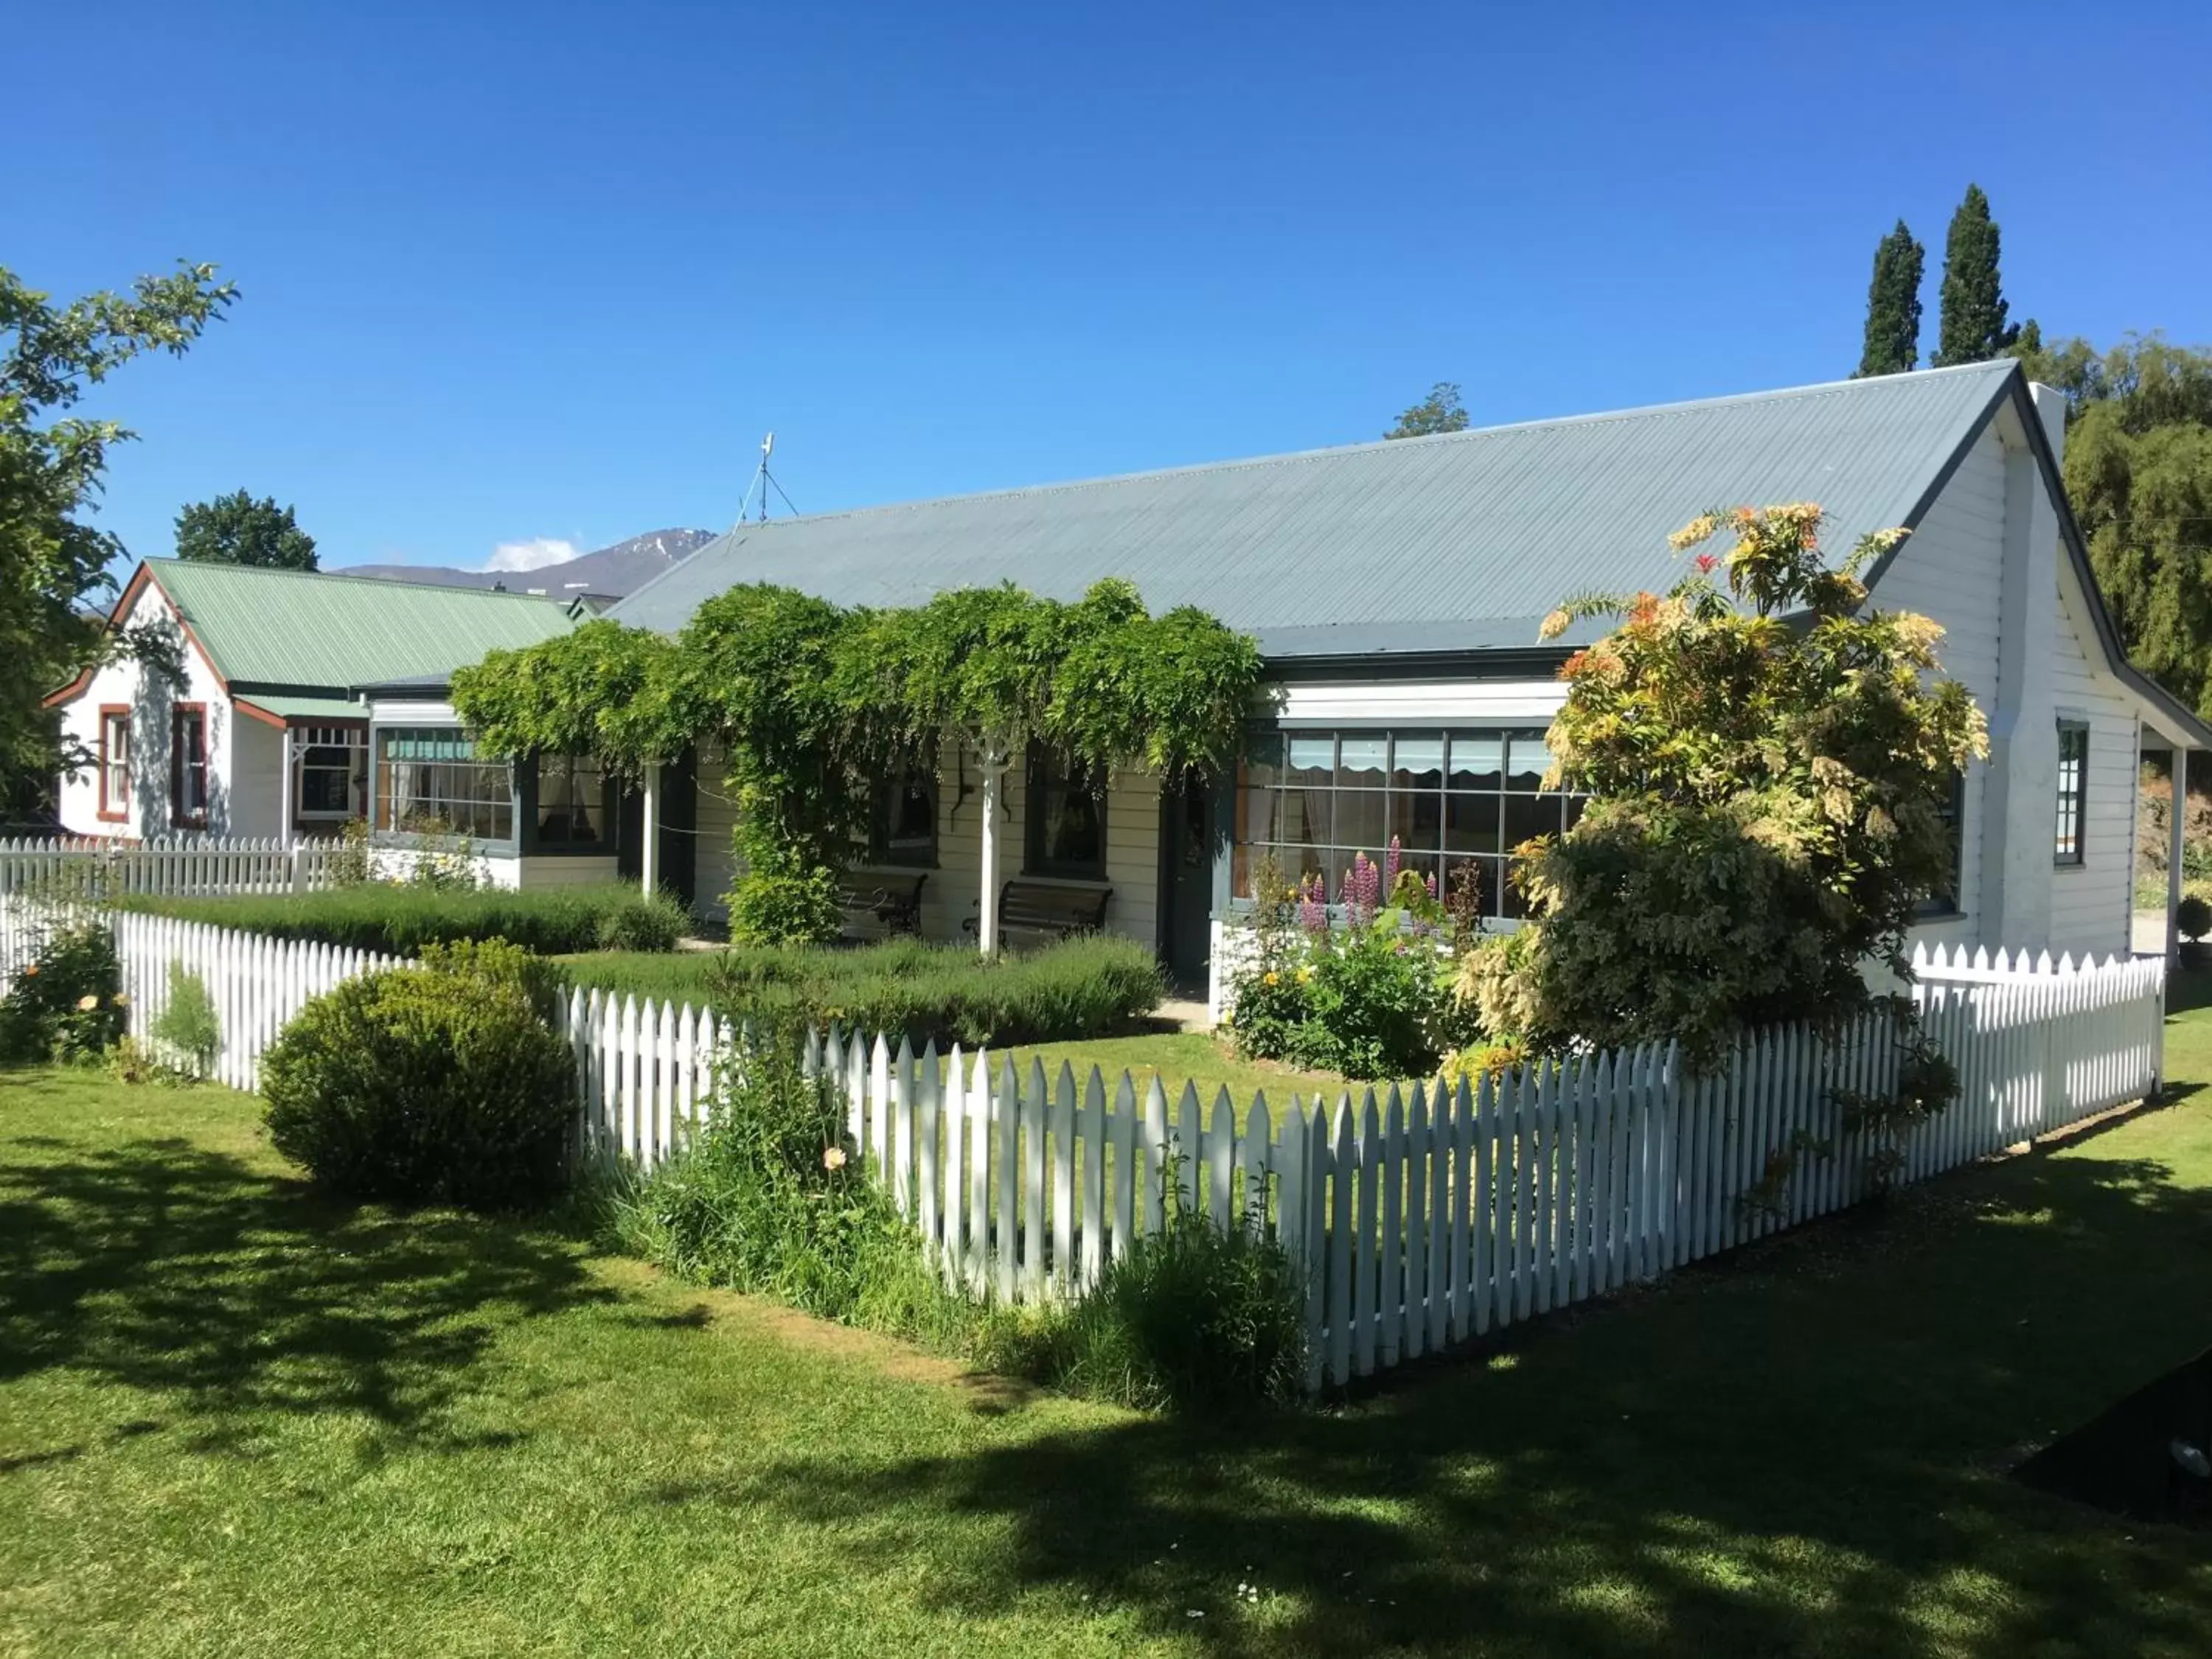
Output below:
[261,939,577,1211]
[149,961,221,1077]
[114,883,678,958]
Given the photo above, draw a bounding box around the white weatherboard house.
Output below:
[490,361,2212,994]
[45,561,590,883]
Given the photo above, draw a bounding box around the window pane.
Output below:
[1336,737,1386,788]
[1449,732,1503,792]
[1276,787,1329,846]
[538,756,604,844]
[1333,789,1385,850]
[1444,792,1501,855]
[1237,784,1278,844]
[1388,787,1442,852]
[1506,729,1553,791]
[1242,733,1282,790]
[1504,793,1561,849]
[1286,736,1333,786]
[1390,735,1443,790]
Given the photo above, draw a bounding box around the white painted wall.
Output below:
[54,580,241,840]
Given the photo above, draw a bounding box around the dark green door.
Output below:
[1161,772,1214,992]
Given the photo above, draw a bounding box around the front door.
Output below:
[1161,772,1215,992]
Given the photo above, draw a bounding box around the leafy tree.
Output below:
[1384,382,1470,439]
[174,488,317,570]
[1932,185,2027,367]
[1461,504,1987,1074]
[0,261,234,787]
[1854,220,1924,377]
[2006,333,2212,712]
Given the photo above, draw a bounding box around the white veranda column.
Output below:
[977,741,1009,957]
[639,761,660,898]
[2169,744,2188,963]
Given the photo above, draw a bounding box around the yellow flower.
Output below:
[112,993,129,1007]
[1297,965,1314,981]
[76,995,99,1012]
[1262,971,1280,986]
[821,1145,848,1172]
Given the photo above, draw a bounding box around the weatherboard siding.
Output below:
[2048,597,2138,961]
[1874,422,2006,947]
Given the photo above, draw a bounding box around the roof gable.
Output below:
[143,560,580,692]
[612,361,2025,655]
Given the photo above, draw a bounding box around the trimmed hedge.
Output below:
[114,885,687,959]
[565,934,1164,1049]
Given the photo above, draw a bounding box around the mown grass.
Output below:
[7,993,2212,1655]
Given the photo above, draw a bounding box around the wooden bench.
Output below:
[963,878,1113,950]
[838,869,928,937]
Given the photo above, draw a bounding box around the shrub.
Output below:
[727,860,842,947]
[0,920,126,1064]
[597,889,689,953]
[605,1037,921,1321]
[114,883,674,959]
[260,939,577,1209]
[150,961,221,1077]
[1046,1182,1307,1413]
[2180,893,2212,944]
[701,933,1164,1048]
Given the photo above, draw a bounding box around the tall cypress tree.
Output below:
[1933,184,2020,366]
[1855,220,1924,377]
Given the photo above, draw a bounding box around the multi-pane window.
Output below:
[2055,720,2089,866]
[296,726,365,819]
[1234,728,1585,919]
[1918,769,1966,917]
[1027,748,1107,879]
[98,708,131,819]
[171,706,209,829]
[374,727,513,842]
[871,766,938,867]
[535,754,606,846]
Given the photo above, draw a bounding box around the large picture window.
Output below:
[535,754,607,847]
[374,727,512,843]
[296,726,366,820]
[2055,719,2088,866]
[97,706,131,821]
[1026,748,1107,879]
[1233,727,1585,920]
[171,705,209,830]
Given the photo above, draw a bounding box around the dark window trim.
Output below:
[1023,745,1110,880]
[519,753,619,857]
[170,703,209,830]
[367,723,521,854]
[869,763,941,869]
[2055,718,2089,868]
[97,704,131,822]
[1916,768,1968,919]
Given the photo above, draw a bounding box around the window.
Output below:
[170,705,209,829]
[1918,769,1966,917]
[97,707,131,821]
[535,754,607,847]
[373,727,512,843]
[870,765,938,867]
[1231,727,1585,921]
[2055,720,2089,866]
[296,726,365,819]
[1026,748,1107,878]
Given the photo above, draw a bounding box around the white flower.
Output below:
[821,1145,848,1172]
[76,995,98,1012]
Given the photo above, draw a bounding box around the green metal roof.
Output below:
[146,560,578,692]
[233,692,364,723]
[613,361,2026,654]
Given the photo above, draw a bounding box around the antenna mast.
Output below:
[737,431,799,525]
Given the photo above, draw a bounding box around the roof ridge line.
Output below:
[147,557,569,603]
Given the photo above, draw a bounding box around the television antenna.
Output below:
[737,431,800,524]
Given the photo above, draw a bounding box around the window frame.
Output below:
[293,725,366,823]
[1024,745,1110,881]
[523,752,616,855]
[868,763,940,869]
[1915,768,1968,918]
[2054,718,2089,868]
[369,725,518,849]
[170,703,209,830]
[97,705,131,823]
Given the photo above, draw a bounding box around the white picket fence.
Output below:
[0,835,352,901]
[0,900,2169,1392]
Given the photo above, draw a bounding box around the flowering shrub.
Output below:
[1224,843,1475,1080]
[0,921,126,1064]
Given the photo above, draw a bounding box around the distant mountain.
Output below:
[340,527,717,599]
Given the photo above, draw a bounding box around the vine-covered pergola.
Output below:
[451,578,1266,950]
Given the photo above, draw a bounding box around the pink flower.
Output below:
[1694,552,1719,574]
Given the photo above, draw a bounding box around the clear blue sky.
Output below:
[11,0,2209,578]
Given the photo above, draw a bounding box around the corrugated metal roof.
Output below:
[612,361,2021,653]
[233,693,364,723]
[147,560,580,689]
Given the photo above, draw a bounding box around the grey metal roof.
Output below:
[610,361,2025,654]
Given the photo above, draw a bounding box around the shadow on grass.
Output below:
[678,1120,2212,1658]
[0,1119,612,1454]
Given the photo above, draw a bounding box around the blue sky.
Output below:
[11,1,2209,579]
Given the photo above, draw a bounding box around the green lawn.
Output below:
[7,1000,2212,1655]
